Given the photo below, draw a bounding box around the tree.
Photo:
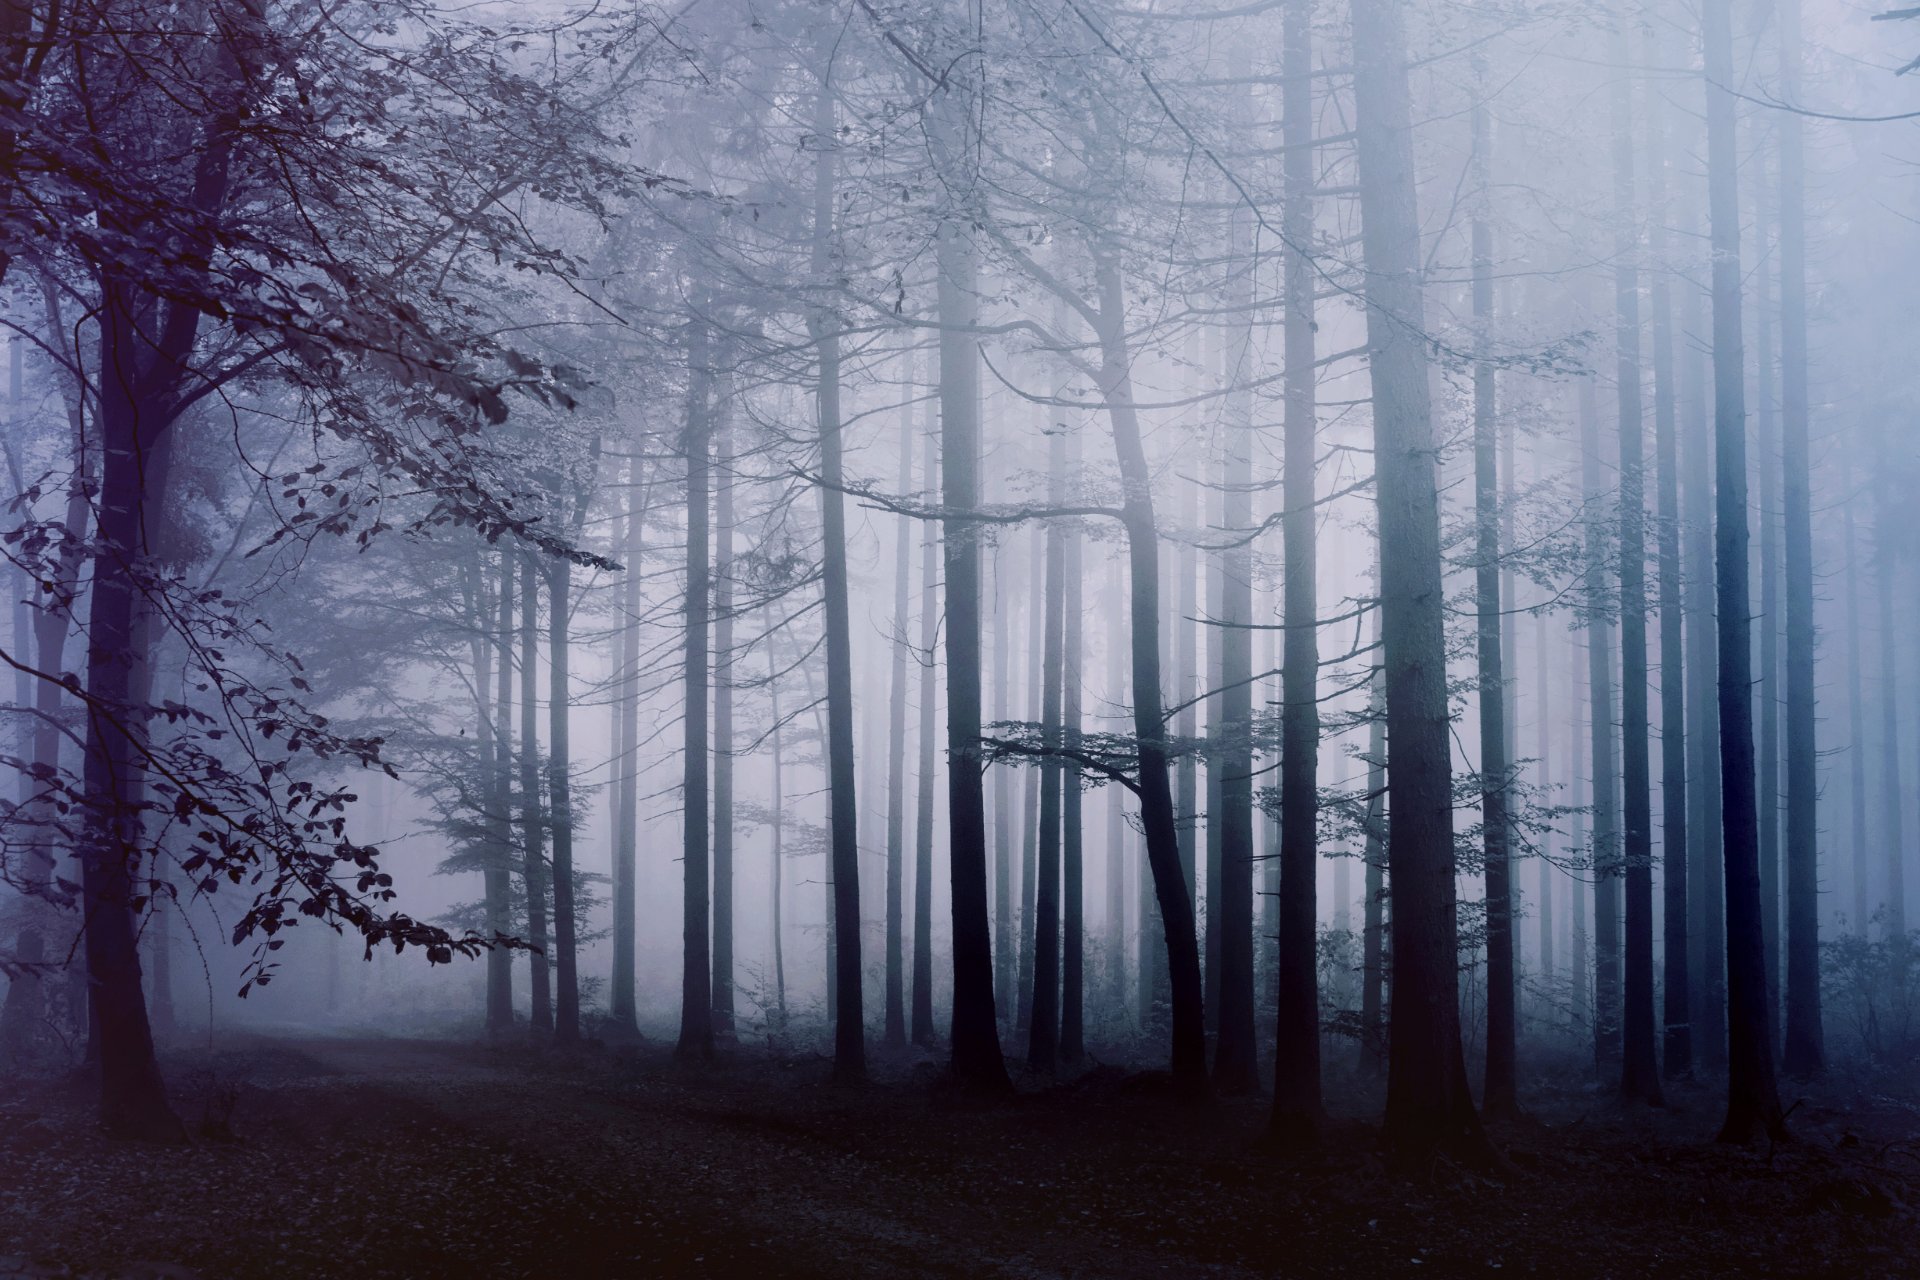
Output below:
[1703,0,1786,1142]
[1351,0,1486,1160]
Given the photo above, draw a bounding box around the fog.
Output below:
[2,0,1919,1269]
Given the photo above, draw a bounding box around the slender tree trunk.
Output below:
[1572,624,1591,1036]
[913,421,939,1049]
[1471,57,1518,1118]
[1061,448,1087,1065]
[1018,522,1043,1033]
[994,542,1016,1022]
[1704,0,1786,1140]
[487,550,516,1034]
[1873,435,1905,942]
[1776,0,1823,1079]
[1755,179,1783,1040]
[1028,433,1066,1072]
[676,312,714,1061]
[1349,0,1485,1156]
[610,461,646,1038]
[1648,30,1690,1078]
[712,417,736,1040]
[519,551,551,1034]
[1105,555,1130,1023]
[1581,366,1623,1070]
[1611,16,1662,1104]
[1269,0,1318,1128]
[1095,258,1209,1095]
[768,626,788,1028]
[1843,459,1870,936]
[1682,226,1727,1067]
[885,390,913,1049]
[547,554,580,1045]
[1536,606,1555,985]
[1360,652,1387,1072]
[933,156,1009,1092]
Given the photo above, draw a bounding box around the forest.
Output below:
[1,0,1919,1272]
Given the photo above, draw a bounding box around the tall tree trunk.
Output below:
[1269,0,1319,1128]
[1581,365,1623,1070]
[1105,555,1130,1023]
[487,550,516,1035]
[712,416,736,1040]
[1349,0,1484,1156]
[886,388,914,1050]
[1682,223,1727,1066]
[1018,522,1043,1032]
[79,286,183,1140]
[1842,458,1870,936]
[547,554,580,1045]
[1471,54,1518,1118]
[1028,433,1066,1072]
[812,71,865,1084]
[993,542,1016,1022]
[1571,624,1591,1035]
[913,420,939,1049]
[1873,434,1905,942]
[610,460,647,1038]
[676,312,714,1061]
[1061,452,1087,1065]
[1535,606,1555,985]
[933,143,1010,1092]
[1611,14,1662,1105]
[768,625,788,1028]
[1094,258,1209,1095]
[1754,178,1782,1039]
[1647,26,1691,1078]
[1704,0,1786,1140]
[519,552,552,1034]
[1776,0,1823,1079]
[1360,649,1387,1072]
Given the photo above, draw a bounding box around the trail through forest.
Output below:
[1,1036,1914,1278]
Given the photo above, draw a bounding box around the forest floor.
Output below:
[0,1031,1916,1279]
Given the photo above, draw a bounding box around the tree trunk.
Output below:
[1754,180,1783,1040]
[1028,434,1066,1073]
[1610,14,1662,1105]
[1348,0,1485,1154]
[1842,459,1869,936]
[1647,25,1691,1078]
[1269,0,1319,1128]
[519,552,552,1035]
[768,626,788,1028]
[486,550,516,1035]
[1471,56,1518,1118]
[994,542,1016,1023]
[933,160,1010,1092]
[610,459,646,1038]
[1704,0,1786,1140]
[547,554,580,1045]
[1581,363,1622,1071]
[1775,0,1823,1079]
[676,312,714,1061]
[1018,521,1043,1033]
[1360,652,1387,1073]
[913,418,940,1049]
[1060,441,1087,1065]
[712,416,736,1040]
[886,386,913,1050]
[1095,258,1209,1096]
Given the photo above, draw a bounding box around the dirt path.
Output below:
[2,1035,1915,1278]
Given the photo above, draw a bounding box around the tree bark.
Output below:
[886,383,914,1050]
[519,552,551,1035]
[1704,0,1786,1140]
[913,415,940,1049]
[676,312,714,1061]
[1349,0,1485,1158]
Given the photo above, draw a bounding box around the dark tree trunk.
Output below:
[676,313,714,1062]
[1360,636,1387,1073]
[79,284,184,1140]
[933,165,1010,1092]
[1842,463,1869,936]
[1348,0,1485,1157]
[994,542,1016,1022]
[768,627,788,1026]
[1873,434,1905,942]
[886,389,913,1050]
[913,420,939,1049]
[1647,28,1691,1078]
[1755,183,1783,1040]
[487,550,516,1035]
[1060,443,1087,1065]
[1018,523,1043,1033]
[1269,0,1319,1129]
[1682,228,1727,1067]
[1776,0,1823,1079]
[1704,0,1786,1140]
[547,555,580,1045]
[610,460,647,1038]
[1471,58,1518,1118]
[1028,434,1066,1073]
[519,552,552,1035]
[1095,258,1209,1096]
[1611,15,1662,1105]
[712,417,736,1040]
[1580,364,1622,1071]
